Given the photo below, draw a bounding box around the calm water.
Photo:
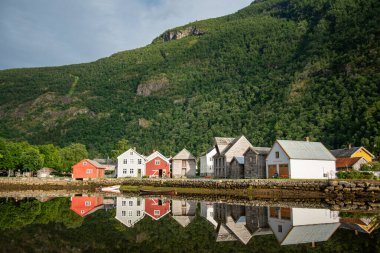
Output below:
[0,194,378,253]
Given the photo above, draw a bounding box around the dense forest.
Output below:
[0,198,378,252]
[0,0,379,158]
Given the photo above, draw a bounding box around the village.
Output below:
[65,194,378,246]
[68,136,377,180]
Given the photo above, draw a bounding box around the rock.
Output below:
[160,26,205,42]
[136,76,169,96]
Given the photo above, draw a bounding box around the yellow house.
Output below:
[330,146,375,162]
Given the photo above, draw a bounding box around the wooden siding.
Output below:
[244,149,267,179]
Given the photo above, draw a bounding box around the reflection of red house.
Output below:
[145,151,170,178]
[70,196,104,217]
[144,198,171,220]
[72,159,106,179]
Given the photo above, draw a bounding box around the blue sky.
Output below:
[0,0,252,70]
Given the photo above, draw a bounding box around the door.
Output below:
[138,169,141,178]
[268,165,277,178]
[159,169,163,178]
[279,164,289,178]
[182,168,186,176]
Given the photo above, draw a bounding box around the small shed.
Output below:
[230,156,245,179]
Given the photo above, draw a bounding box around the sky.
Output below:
[0,0,252,70]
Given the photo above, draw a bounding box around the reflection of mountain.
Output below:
[268,207,340,245]
[70,196,104,217]
[115,197,145,228]
[213,203,271,245]
[171,200,196,228]
[144,198,171,221]
[340,216,379,234]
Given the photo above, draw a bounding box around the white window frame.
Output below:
[122,211,126,217]
[138,159,142,164]
[128,210,133,216]
[155,160,160,165]
[123,159,128,164]
[130,168,134,174]
[86,169,92,174]
[129,201,133,206]
[85,201,91,206]
[154,210,160,215]
[122,200,126,206]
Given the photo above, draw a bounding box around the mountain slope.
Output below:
[0,0,379,157]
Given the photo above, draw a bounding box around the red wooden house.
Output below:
[144,198,171,220]
[70,196,104,217]
[145,151,170,178]
[72,159,106,179]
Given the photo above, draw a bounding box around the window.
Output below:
[138,159,142,164]
[85,201,91,206]
[182,160,187,168]
[130,168,134,174]
[128,220,132,225]
[122,200,126,206]
[137,200,141,206]
[86,169,92,174]
[129,201,133,206]
[137,210,141,216]
[155,160,160,165]
[81,210,85,214]
[154,210,160,215]
[123,169,127,174]
[130,159,134,164]
[123,159,128,164]
[128,211,133,216]
[275,151,280,159]
[122,211,126,216]
[83,161,87,165]
[278,225,282,233]
[130,151,133,155]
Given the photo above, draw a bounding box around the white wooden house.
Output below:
[266,140,336,179]
[268,207,340,245]
[115,197,145,228]
[171,149,197,178]
[117,148,146,178]
[200,147,217,176]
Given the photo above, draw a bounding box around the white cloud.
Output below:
[0,0,252,69]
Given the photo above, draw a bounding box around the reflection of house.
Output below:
[340,217,379,234]
[200,202,218,228]
[172,149,197,178]
[115,197,145,227]
[70,196,104,217]
[213,203,271,245]
[266,140,336,179]
[213,136,253,178]
[145,151,171,178]
[331,145,375,162]
[144,198,171,220]
[268,207,340,245]
[171,200,196,227]
[200,147,217,176]
[336,157,368,171]
[72,159,106,179]
[117,148,146,178]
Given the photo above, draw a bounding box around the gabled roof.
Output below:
[172,216,196,228]
[214,137,235,154]
[330,147,375,159]
[243,146,271,156]
[172,148,196,160]
[220,135,253,156]
[216,223,238,242]
[232,156,245,165]
[336,157,366,169]
[225,216,253,245]
[145,151,170,163]
[275,140,336,161]
[86,159,107,169]
[117,148,147,160]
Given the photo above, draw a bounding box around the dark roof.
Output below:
[336,157,364,169]
[232,156,245,165]
[330,147,361,157]
[244,146,271,155]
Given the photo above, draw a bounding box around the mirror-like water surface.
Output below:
[0,195,378,253]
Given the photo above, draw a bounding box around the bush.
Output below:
[336,171,375,180]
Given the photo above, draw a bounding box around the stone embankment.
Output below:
[0,177,379,197]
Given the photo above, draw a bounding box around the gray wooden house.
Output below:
[171,149,197,178]
[243,147,271,179]
[230,156,245,179]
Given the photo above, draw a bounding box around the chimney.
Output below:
[133,147,136,150]
[348,143,352,149]
[153,149,156,153]
[305,136,310,142]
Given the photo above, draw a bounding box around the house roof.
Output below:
[336,157,365,169]
[280,223,340,245]
[220,135,253,156]
[225,216,253,245]
[145,151,170,163]
[276,140,336,161]
[330,147,375,159]
[86,159,107,169]
[216,223,238,242]
[93,158,116,165]
[214,137,235,153]
[244,146,271,156]
[117,148,147,160]
[172,148,196,160]
[232,156,245,165]
[172,215,196,228]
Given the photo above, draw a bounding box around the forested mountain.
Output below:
[0,0,379,157]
